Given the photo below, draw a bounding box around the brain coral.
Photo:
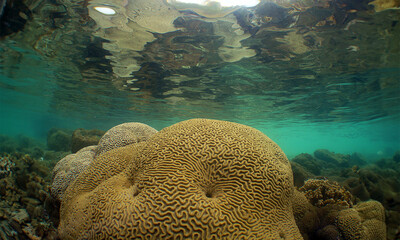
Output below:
[336,200,386,240]
[95,122,158,157]
[58,119,302,239]
[51,145,97,201]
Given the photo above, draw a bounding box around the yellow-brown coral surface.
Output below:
[336,200,386,240]
[58,119,301,239]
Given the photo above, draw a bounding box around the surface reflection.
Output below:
[0,0,399,123]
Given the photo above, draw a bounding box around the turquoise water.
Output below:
[1,40,399,159]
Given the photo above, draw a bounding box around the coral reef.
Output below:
[47,128,73,152]
[50,122,158,202]
[291,162,314,188]
[50,146,97,201]
[293,182,386,240]
[313,149,366,168]
[0,155,15,178]
[0,135,45,159]
[290,150,368,189]
[292,153,322,175]
[70,128,105,153]
[0,153,58,239]
[299,179,353,208]
[0,125,397,239]
[336,201,386,240]
[291,189,320,239]
[59,119,301,239]
[292,150,400,239]
[95,122,158,157]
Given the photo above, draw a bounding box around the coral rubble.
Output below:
[0,153,58,239]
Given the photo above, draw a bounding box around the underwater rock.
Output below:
[70,128,105,153]
[349,152,367,167]
[386,209,400,239]
[343,177,371,201]
[47,128,72,152]
[43,150,69,167]
[356,167,400,211]
[0,135,17,153]
[314,149,341,165]
[315,224,340,240]
[59,119,302,239]
[292,153,322,175]
[290,162,314,188]
[313,149,366,169]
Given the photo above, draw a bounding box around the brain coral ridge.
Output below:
[336,200,386,240]
[59,118,302,239]
[51,122,157,202]
[51,145,97,201]
[95,122,158,157]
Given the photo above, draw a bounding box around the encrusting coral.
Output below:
[58,118,302,239]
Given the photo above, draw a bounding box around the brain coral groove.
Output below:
[59,118,302,239]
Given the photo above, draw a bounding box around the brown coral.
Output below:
[51,146,97,201]
[59,119,301,239]
[291,189,319,239]
[94,122,158,157]
[299,179,353,208]
[336,200,386,240]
